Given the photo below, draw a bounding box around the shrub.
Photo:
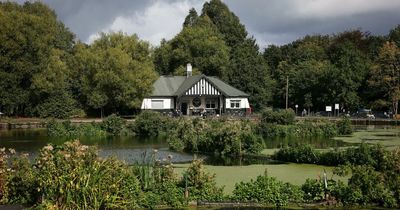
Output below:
[231,172,303,207]
[132,111,168,136]
[101,114,126,135]
[337,117,353,135]
[181,159,224,201]
[167,119,264,156]
[345,165,397,207]
[7,154,37,205]
[260,108,295,125]
[35,92,81,119]
[301,179,325,202]
[7,141,142,209]
[272,144,321,164]
[47,120,106,136]
[133,150,187,208]
[258,121,338,139]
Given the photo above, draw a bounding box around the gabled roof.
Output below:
[151,76,186,96]
[150,75,249,97]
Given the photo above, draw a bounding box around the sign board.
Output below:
[335,104,339,110]
[326,106,332,112]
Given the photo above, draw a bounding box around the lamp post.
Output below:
[295,104,298,116]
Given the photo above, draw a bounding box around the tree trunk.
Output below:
[393,101,398,118]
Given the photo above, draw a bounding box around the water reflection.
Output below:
[0,128,198,164]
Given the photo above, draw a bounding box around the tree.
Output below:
[368,41,400,116]
[154,15,230,77]
[202,0,247,47]
[227,38,274,110]
[71,33,157,116]
[327,32,371,110]
[389,25,400,47]
[0,1,75,116]
[183,8,198,27]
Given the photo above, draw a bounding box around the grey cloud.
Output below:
[41,0,153,42]
[10,0,400,47]
[225,0,400,47]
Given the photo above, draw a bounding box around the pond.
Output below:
[0,125,399,193]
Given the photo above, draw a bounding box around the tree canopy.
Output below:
[1,0,400,117]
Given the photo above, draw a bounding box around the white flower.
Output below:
[43,145,53,151]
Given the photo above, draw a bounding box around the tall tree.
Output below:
[71,33,157,116]
[154,15,230,77]
[226,38,274,110]
[202,0,273,109]
[327,31,371,110]
[0,1,75,116]
[368,41,400,116]
[202,0,247,47]
[183,8,198,27]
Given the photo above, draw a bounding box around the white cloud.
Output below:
[86,0,205,46]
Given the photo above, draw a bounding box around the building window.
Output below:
[151,100,164,109]
[206,99,216,108]
[230,100,240,108]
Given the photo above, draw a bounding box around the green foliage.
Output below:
[181,159,224,201]
[71,32,157,115]
[259,121,338,139]
[101,114,125,135]
[301,179,325,202]
[274,144,321,164]
[260,108,295,125]
[0,2,76,117]
[46,120,106,136]
[132,150,187,208]
[7,141,141,209]
[231,172,303,207]
[154,15,230,77]
[167,118,264,156]
[273,143,389,168]
[368,41,400,115]
[131,111,168,137]
[337,117,353,135]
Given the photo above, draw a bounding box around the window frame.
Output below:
[205,99,217,109]
[230,100,241,109]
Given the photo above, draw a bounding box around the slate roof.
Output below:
[150,75,249,97]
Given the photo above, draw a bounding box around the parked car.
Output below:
[355,109,375,119]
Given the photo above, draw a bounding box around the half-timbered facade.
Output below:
[141,64,250,116]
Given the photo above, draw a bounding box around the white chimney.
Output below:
[186,63,192,78]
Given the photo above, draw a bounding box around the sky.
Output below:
[13,0,400,49]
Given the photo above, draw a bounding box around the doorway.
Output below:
[181,103,188,115]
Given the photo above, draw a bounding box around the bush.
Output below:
[181,159,224,201]
[273,144,321,164]
[273,144,389,167]
[6,141,141,209]
[101,114,126,135]
[47,120,106,136]
[258,121,338,139]
[231,172,303,207]
[260,108,295,125]
[337,117,353,135]
[132,150,187,208]
[167,119,264,156]
[35,92,82,119]
[301,179,325,202]
[132,111,168,137]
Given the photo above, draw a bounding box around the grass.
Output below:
[174,163,348,194]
